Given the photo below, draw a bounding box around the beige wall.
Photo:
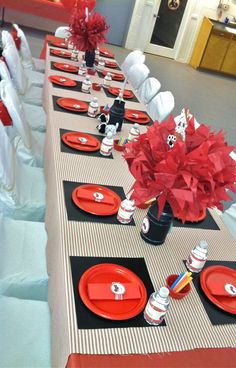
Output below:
[125,0,236,63]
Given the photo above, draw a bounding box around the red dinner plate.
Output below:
[56,98,88,112]
[108,88,134,99]
[48,75,77,87]
[72,184,121,216]
[102,70,124,81]
[100,48,114,58]
[51,49,72,58]
[125,109,150,124]
[53,62,78,73]
[78,263,147,320]
[62,132,100,151]
[51,41,68,49]
[200,266,236,314]
[175,209,206,223]
[105,60,118,69]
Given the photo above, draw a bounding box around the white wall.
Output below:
[126,0,236,63]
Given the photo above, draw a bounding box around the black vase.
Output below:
[108,99,125,132]
[85,50,95,68]
[141,201,173,246]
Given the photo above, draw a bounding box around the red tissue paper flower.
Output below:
[123,115,236,222]
[69,8,109,51]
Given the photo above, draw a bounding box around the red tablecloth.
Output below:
[66,349,236,368]
[40,35,64,59]
[0,0,70,23]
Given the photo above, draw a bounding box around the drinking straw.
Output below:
[118,137,125,146]
[176,277,192,293]
[172,272,192,292]
[170,272,185,289]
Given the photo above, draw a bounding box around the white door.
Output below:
[145,0,193,58]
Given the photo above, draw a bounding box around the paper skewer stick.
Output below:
[119,77,127,102]
[85,7,89,22]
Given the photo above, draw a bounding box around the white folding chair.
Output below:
[147,91,175,122]
[138,77,161,105]
[2,31,44,88]
[121,50,145,75]
[0,80,45,167]
[55,26,70,38]
[0,296,51,368]
[13,24,45,73]
[0,214,48,301]
[0,120,45,221]
[126,63,150,91]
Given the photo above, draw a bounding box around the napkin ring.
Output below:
[111,282,126,300]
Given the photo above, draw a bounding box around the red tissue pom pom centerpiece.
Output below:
[69,8,109,51]
[123,113,236,222]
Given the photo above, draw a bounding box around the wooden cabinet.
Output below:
[221,36,236,75]
[200,30,231,71]
[190,17,236,77]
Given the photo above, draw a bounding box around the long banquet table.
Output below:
[43,37,236,367]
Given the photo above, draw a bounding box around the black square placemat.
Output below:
[184,260,236,325]
[70,256,165,329]
[102,86,139,103]
[51,61,78,75]
[97,71,125,83]
[173,210,220,230]
[50,80,90,93]
[53,95,90,116]
[60,128,113,159]
[63,180,135,226]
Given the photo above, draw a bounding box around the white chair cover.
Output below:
[0,296,51,368]
[2,41,43,105]
[126,63,150,90]
[22,102,46,132]
[0,61,45,132]
[0,119,15,191]
[0,214,48,301]
[121,50,145,75]
[147,91,175,122]
[222,200,236,239]
[0,121,45,221]
[1,30,15,49]
[55,26,70,38]
[13,24,45,73]
[0,80,44,167]
[2,42,28,95]
[138,77,161,105]
[0,59,13,85]
[13,24,33,69]
[24,68,44,87]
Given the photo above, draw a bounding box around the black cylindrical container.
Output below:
[141,201,173,245]
[85,50,95,68]
[108,99,125,132]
